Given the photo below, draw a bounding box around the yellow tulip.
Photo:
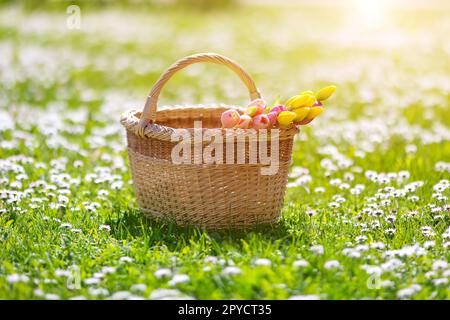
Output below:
[316,85,336,101]
[293,107,310,122]
[305,106,324,121]
[305,94,316,107]
[301,90,315,95]
[286,94,310,110]
[277,111,296,127]
[285,95,299,108]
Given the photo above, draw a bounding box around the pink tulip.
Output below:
[252,114,270,130]
[270,105,287,114]
[267,111,278,126]
[248,98,266,109]
[237,114,253,129]
[247,98,266,116]
[221,109,240,128]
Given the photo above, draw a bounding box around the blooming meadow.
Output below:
[0,3,449,299]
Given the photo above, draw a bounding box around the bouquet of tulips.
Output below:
[221,85,336,129]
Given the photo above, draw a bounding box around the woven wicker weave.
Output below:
[121,53,299,229]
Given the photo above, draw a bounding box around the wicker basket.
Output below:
[120,53,299,229]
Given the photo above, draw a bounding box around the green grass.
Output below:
[0,3,449,300]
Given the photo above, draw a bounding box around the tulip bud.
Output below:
[248,98,266,109]
[293,107,310,122]
[316,85,336,101]
[304,106,324,121]
[285,95,298,108]
[221,109,240,128]
[286,94,311,110]
[270,105,287,114]
[247,98,265,116]
[267,111,278,126]
[237,114,252,129]
[305,94,317,107]
[252,114,270,130]
[245,106,258,117]
[277,111,296,127]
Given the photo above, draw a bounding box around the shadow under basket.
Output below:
[120,53,299,229]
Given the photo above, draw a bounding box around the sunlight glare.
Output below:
[352,0,389,29]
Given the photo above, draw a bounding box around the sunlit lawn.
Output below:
[0,2,449,299]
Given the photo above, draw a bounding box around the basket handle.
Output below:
[136,53,261,137]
